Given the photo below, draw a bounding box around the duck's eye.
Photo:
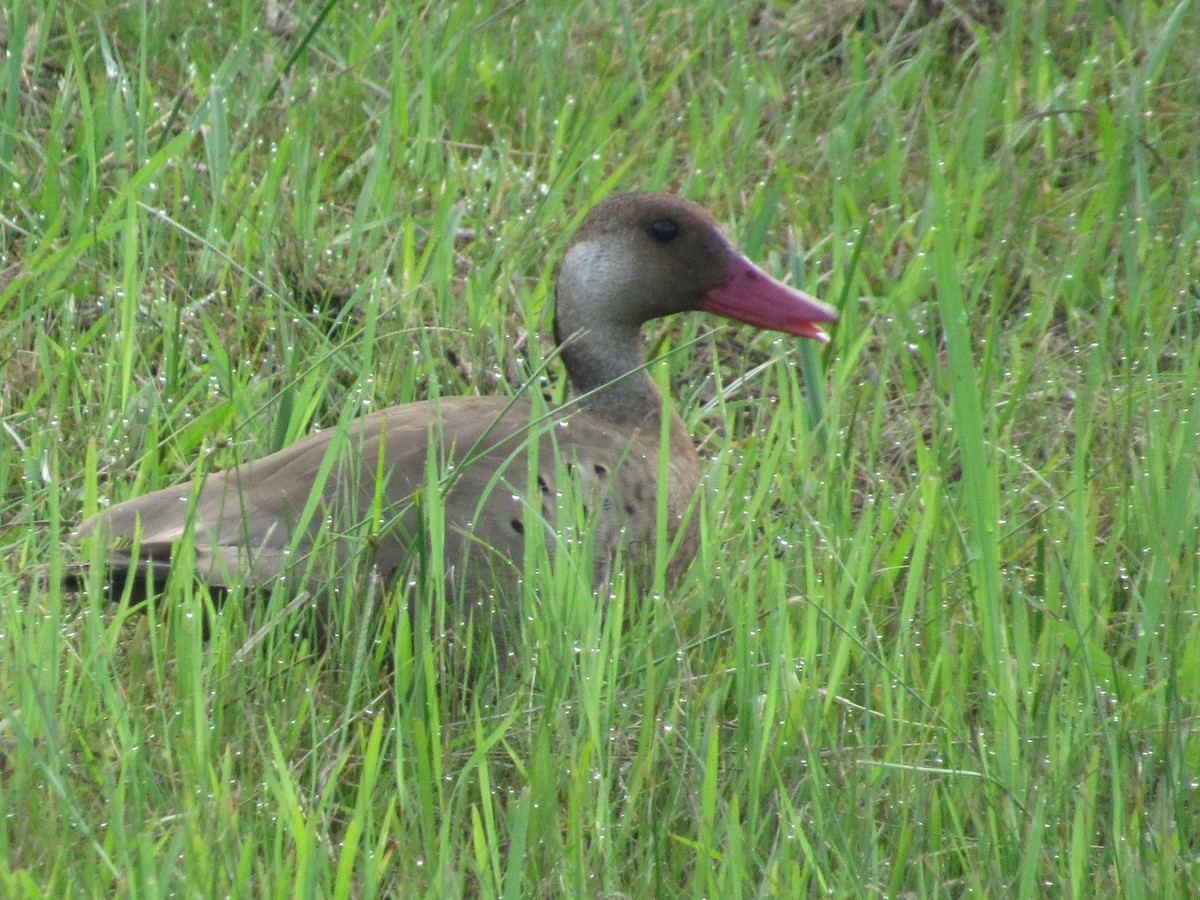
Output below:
[649,219,679,242]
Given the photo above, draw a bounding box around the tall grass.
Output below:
[2,0,1198,894]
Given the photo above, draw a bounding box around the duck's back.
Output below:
[75,395,702,613]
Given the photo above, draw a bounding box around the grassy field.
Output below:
[2,0,1199,895]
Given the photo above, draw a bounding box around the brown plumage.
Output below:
[69,193,837,642]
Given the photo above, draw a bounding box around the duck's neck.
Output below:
[553,241,669,428]
[555,319,665,427]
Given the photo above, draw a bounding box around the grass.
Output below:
[2,0,1199,894]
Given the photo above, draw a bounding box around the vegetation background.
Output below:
[2,0,1197,895]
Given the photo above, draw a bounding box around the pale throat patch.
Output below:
[561,240,625,299]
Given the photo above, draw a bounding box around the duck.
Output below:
[69,192,838,644]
